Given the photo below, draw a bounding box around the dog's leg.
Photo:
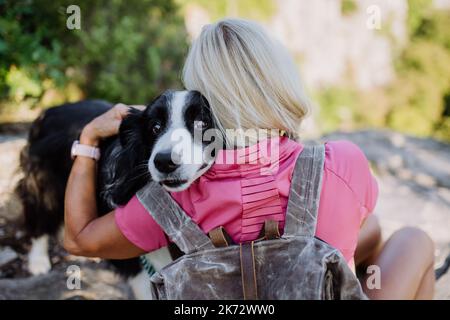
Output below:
[145,246,173,272]
[127,247,173,300]
[127,269,154,300]
[28,234,52,275]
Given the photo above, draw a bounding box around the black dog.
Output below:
[16,90,218,299]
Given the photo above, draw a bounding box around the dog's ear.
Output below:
[103,96,164,206]
[104,108,150,206]
[119,94,163,146]
[119,108,145,147]
[199,92,210,110]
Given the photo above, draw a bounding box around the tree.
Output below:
[0,0,188,111]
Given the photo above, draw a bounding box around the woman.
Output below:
[64,18,435,299]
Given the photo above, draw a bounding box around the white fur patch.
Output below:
[145,246,173,272]
[127,269,154,300]
[127,247,173,300]
[28,235,51,275]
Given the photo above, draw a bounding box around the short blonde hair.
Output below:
[182,18,310,145]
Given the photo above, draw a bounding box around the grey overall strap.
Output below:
[136,182,215,254]
[284,144,325,238]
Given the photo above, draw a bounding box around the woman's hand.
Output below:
[80,103,145,146]
[64,102,147,259]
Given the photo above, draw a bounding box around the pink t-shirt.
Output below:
[115,138,378,265]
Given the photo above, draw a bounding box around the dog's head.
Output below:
[115,90,220,196]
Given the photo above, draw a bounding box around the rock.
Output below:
[322,129,450,189]
[0,260,133,300]
[321,130,450,239]
[436,264,450,300]
[436,253,450,280]
[322,130,450,299]
[0,247,18,267]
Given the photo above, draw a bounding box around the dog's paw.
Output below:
[28,253,52,275]
[28,235,52,275]
[128,270,154,300]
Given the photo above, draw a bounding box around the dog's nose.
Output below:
[154,151,179,174]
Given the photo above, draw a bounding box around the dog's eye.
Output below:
[194,120,208,130]
[152,123,162,135]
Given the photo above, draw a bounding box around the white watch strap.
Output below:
[71,141,101,160]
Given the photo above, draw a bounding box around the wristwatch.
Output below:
[71,140,101,161]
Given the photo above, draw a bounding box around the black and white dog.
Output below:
[15,90,220,299]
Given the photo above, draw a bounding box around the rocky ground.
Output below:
[0,128,449,299]
[323,130,450,299]
[0,132,133,299]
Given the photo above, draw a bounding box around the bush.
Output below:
[314,2,450,142]
[179,0,275,22]
[341,0,358,16]
[386,7,450,139]
[0,0,188,113]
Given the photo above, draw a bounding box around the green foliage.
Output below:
[0,0,188,111]
[1,0,449,143]
[314,87,359,133]
[387,40,450,136]
[178,0,275,22]
[387,7,450,140]
[434,92,450,142]
[316,4,450,142]
[407,0,432,36]
[0,0,68,106]
[72,0,188,103]
[341,0,358,16]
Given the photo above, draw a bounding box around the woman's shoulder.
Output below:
[324,140,368,168]
[323,140,378,211]
[324,140,371,176]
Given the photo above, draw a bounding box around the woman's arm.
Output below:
[355,215,382,267]
[64,104,146,259]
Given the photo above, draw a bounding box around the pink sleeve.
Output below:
[114,195,168,252]
[315,141,379,263]
[325,140,379,220]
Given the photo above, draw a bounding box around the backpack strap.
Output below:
[209,219,279,248]
[136,181,215,254]
[284,144,325,238]
[209,226,233,247]
[240,241,258,300]
[263,219,280,240]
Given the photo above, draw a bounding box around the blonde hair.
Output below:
[182,18,310,145]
